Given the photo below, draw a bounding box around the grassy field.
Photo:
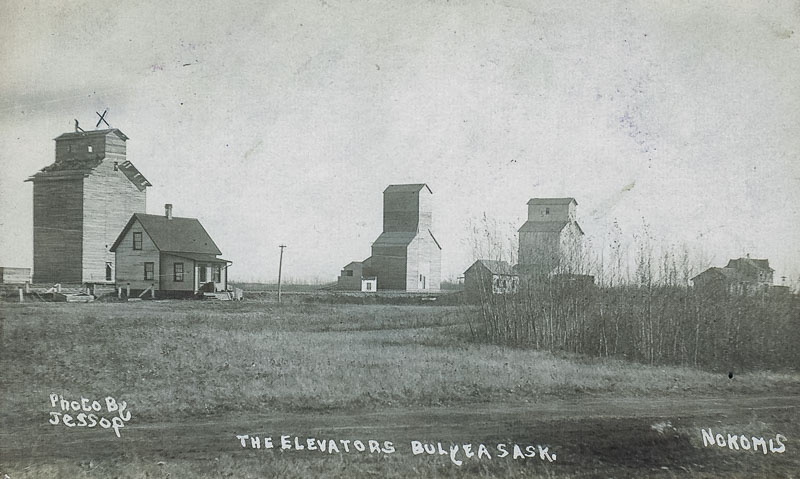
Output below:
[2,299,798,477]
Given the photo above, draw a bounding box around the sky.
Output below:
[1,0,799,284]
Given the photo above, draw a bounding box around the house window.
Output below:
[144,262,154,280]
[366,282,372,291]
[344,270,353,277]
[87,145,93,153]
[199,264,207,282]
[545,207,550,215]
[105,262,112,281]
[67,145,72,152]
[133,232,142,250]
[213,265,221,283]
[174,263,184,282]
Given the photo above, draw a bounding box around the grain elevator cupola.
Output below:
[25,124,151,284]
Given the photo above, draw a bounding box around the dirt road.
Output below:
[3,394,797,476]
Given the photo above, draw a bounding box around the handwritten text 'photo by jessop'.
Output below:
[48,394,131,438]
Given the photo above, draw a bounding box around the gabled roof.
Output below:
[110,213,222,255]
[54,129,128,141]
[466,260,516,276]
[518,221,568,233]
[518,220,584,235]
[692,267,740,281]
[725,258,773,272]
[527,197,577,206]
[384,183,432,194]
[372,230,442,249]
[372,231,417,247]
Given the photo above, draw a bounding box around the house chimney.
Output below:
[165,203,173,219]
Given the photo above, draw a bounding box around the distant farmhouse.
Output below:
[692,256,774,295]
[464,197,587,296]
[464,260,519,295]
[338,184,442,292]
[517,198,584,276]
[25,127,150,284]
[110,205,230,297]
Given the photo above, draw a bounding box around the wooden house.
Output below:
[517,198,584,277]
[692,257,774,295]
[110,205,230,297]
[25,128,150,284]
[464,260,519,296]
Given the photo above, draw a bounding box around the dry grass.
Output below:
[2,300,799,478]
[3,301,797,420]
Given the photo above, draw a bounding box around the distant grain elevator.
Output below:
[338,184,442,291]
[26,127,150,284]
[517,198,584,276]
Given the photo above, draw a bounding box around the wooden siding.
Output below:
[405,237,420,290]
[83,160,146,283]
[383,191,420,232]
[337,262,363,290]
[370,244,407,290]
[417,187,433,230]
[114,218,160,290]
[369,233,441,292]
[159,253,195,292]
[405,233,440,291]
[518,231,560,273]
[32,178,83,283]
[527,202,575,222]
[55,131,126,163]
[0,267,32,284]
[382,188,434,233]
[518,224,583,275]
[429,236,442,291]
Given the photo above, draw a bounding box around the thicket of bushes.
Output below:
[466,224,799,372]
[469,280,798,371]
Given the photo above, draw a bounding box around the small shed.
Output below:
[337,261,364,290]
[464,260,519,296]
[361,276,377,292]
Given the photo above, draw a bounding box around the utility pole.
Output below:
[277,244,287,303]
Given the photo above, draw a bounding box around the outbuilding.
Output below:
[464,260,519,296]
